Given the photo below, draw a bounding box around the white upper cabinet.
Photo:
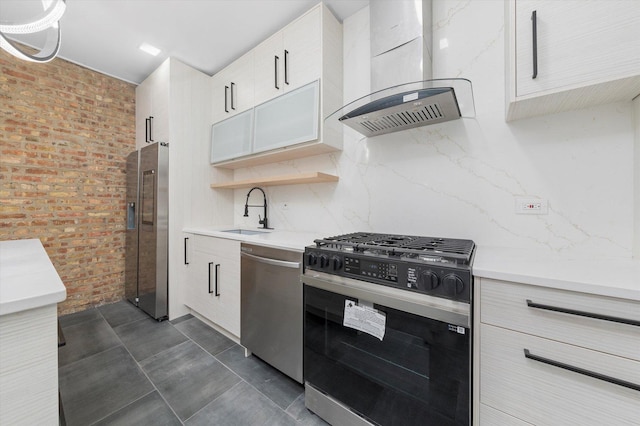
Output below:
[253,6,322,106]
[253,80,319,153]
[210,109,253,163]
[209,3,343,168]
[136,61,170,149]
[211,51,254,124]
[505,0,640,121]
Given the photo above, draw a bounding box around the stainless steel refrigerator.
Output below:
[125,142,169,320]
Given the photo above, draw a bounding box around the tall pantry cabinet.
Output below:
[135,58,212,320]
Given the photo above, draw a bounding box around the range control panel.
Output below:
[344,257,398,283]
[304,249,472,303]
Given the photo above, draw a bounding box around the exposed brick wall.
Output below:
[0,49,136,315]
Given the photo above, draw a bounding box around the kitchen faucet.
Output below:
[243,187,272,229]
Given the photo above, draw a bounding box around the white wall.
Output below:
[229,0,636,257]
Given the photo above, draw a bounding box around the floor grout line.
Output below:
[99,309,187,425]
[59,302,318,426]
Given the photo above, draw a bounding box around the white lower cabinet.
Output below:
[184,234,240,337]
[475,278,640,425]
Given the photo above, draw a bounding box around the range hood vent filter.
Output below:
[338,87,461,137]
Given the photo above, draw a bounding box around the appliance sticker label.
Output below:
[403,92,419,103]
[343,300,386,341]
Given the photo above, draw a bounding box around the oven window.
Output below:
[304,285,470,426]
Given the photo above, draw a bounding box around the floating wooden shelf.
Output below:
[210,172,339,189]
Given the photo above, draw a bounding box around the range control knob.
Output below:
[417,270,439,291]
[331,256,343,271]
[319,255,330,269]
[443,274,465,296]
[307,252,318,266]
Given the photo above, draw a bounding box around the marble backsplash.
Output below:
[231,0,636,258]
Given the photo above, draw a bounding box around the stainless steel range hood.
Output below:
[328,0,475,137]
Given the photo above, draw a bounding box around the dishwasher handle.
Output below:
[241,251,300,269]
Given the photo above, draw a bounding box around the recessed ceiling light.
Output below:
[139,42,161,56]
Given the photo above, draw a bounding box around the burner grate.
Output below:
[314,232,475,263]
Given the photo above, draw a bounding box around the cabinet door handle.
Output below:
[274,55,280,90]
[224,85,229,113]
[524,349,640,392]
[526,299,640,327]
[215,264,220,296]
[531,10,538,79]
[230,82,236,110]
[184,237,189,265]
[149,116,154,142]
[208,262,214,294]
[145,117,154,143]
[284,49,289,85]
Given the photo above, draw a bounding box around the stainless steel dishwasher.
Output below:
[240,242,303,383]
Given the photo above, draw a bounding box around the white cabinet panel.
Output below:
[254,6,322,107]
[211,52,254,123]
[475,277,640,425]
[479,404,532,426]
[184,234,240,337]
[480,278,640,361]
[253,80,319,153]
[253,33,283,107]
[136,61,170,149]
[282,5,321,92]
[505,0,640,121]
[210,109,253,163]
[209,3,342,168]
[480,324,640,426]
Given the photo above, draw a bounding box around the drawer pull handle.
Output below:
[208,262,214,294]
[526,299,640,327]
[274,55,280,90]
[524,349,640,392]
[215,264,220,297]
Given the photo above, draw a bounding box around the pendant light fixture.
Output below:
[0,0,66,63]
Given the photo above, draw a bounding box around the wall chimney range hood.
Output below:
[328,0,475,137]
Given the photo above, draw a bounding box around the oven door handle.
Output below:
[303,271,470,328]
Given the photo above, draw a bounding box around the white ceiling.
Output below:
[2,0,368,84]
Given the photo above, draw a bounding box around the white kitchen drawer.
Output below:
[479,404,532,426]
[480,324,640,426]
[191,234,240,260]
[479,278,640,360]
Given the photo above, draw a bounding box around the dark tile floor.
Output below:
[58,301,327,426]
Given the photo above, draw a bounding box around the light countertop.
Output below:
[183,226,324,251]
[182,228,640,301]
[0,239,67,316]
[473,246,640,301]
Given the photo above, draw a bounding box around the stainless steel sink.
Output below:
[221,229,269,235]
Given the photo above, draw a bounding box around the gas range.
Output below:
[304,232,475,303]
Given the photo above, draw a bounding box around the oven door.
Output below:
[303,271,471,426]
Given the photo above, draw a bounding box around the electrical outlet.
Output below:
[515,197,548,215]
